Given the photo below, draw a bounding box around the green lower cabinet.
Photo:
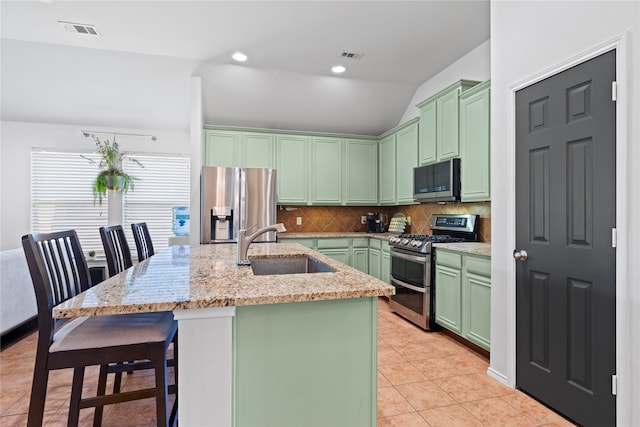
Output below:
[368,248,381,280]
[435,249,491,351]
[381,242,390,284]
[463,272,491,349]
[352,248,369,273]
[434,264,463,333]
[279,236,391,283]
[282,238,316,250]
[351,238,369,273]
[317,248,349,265]
[234,298,378,426]
[317,239,351,265]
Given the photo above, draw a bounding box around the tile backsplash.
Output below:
[277,202,491,242]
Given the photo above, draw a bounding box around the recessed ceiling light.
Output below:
[332,65,346,74]
[232,52,248,62]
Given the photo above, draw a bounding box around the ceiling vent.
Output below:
[340,52,365,60]
[58,21,101,36]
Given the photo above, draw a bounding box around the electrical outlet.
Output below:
[361,216,367,224]
[407,216,412,225]
[296,217,302,225]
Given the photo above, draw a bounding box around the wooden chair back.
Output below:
[99,225,133,277]
[21,230,91,349]
[131,222,155,261]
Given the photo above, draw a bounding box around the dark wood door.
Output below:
[515,50,616,427]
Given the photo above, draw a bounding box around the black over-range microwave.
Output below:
[413,158,461,203]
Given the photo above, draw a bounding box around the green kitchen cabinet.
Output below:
[351,238,369,273]
[378,134,396,205]
[460,81,491,202]
[317,248,349,265]
[381,241,390,284]
[352,248,369,274]
[317,238,350,266]
[435,248,491,351]
[204,129,239,167]
[437,85,462,160]
[345,139,378,205]
[416,80,479,165]
[462,254,491,350]
[282,238,316,250]
[368,239,382,280]
[311,137,343,205]
[204,129,273,168]
[235,298,378,426]
[242,132,274,169]
[418,100,437,165]
[434,251,463,334]
[276,135,310,205]
[395,122,418,204]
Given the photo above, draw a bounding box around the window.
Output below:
[31,150,191,258]
[122,154,190,253]
[31,150,108,254]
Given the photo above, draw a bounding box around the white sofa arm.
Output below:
[1,248,38,335]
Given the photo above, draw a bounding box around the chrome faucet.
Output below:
[237,223,287,265]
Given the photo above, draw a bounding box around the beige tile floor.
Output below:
[1,299,576,426]
[377,300,576,427]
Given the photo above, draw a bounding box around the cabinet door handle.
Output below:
[513,250,528,261]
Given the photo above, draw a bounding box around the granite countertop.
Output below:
[279,232,393,241]
[433,242,491,257]
[53,243,395,318]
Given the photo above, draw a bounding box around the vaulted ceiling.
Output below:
[1,1,490,135]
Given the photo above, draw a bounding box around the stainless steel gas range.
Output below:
[388,213,479,330]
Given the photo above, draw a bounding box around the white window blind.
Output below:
[122,154,190,253]
[31,150,108,254]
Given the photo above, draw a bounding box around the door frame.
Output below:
[489,33,631,425]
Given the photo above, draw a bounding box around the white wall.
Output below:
[397,39,491,124]
[490,1,640,425]
[0,121,189,250]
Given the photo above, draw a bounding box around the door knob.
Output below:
[513,250,528,261]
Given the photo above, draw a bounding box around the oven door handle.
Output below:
[391,277,426,294]
[390,249,428,263]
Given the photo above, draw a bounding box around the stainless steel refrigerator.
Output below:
[200,166,277,244]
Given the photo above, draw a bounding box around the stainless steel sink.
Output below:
[250,256,335,275]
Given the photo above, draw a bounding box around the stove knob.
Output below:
[401,239,410,245]
[412,240,422,247]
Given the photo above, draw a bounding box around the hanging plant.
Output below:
[82,136,143,206]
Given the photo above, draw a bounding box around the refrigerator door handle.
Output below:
[239,168,247,231]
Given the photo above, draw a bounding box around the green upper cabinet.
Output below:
[395,121,418,205]
[344,139,378,205]
[242,133,274,169]
[276,134,310,205]
[311,137,343,205]
[204,130,273,168]
[459,81,491,202]
[204,129,239,167]
[378,134,396,205]
[418,101,437,165]
[417,80,479,165]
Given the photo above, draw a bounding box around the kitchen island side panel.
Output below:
[234,297,378,427]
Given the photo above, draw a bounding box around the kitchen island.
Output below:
[55,243,394,426]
